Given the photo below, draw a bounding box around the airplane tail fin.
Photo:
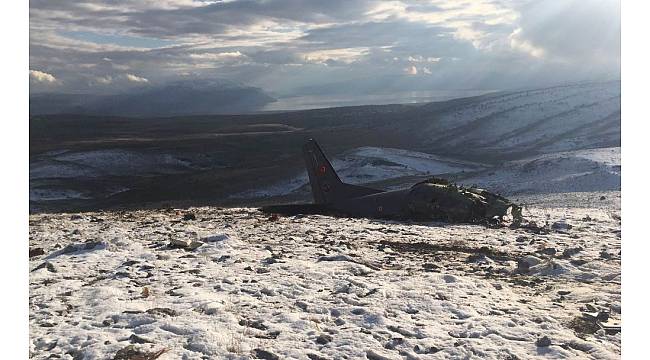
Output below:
[302,139,383,204]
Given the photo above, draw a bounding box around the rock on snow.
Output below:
[29,193,620,359]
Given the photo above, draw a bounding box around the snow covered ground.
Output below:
[234,146,620,203]
[233,147,484,198]
[29,193,620,359]
[460,147,620,196]
[30,150,195,180]
[29,149,204,205]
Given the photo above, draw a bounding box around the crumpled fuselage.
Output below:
[328,181,521,224]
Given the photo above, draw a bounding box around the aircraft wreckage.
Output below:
[261,139,522,225]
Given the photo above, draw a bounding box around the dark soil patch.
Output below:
[378,240,515,262]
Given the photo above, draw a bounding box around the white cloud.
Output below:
[28,0,620,95]
[509,28,545,59]
[189,51,246,62]
[407,55,441,63]
[304,47,369,64]
[125,74,149,83]
[29,69,57,83]
[404,65,418,75]
[95,75,113,84]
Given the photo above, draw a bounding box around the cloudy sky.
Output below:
[29,0,620,96]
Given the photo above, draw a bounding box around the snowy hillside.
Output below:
[407,81,620,156]
[233,147,484,198]
[29,193,621,359]
[460,147,620,196]
[30,150,197,180]
[234,146,620,201]
[29,149,210,203]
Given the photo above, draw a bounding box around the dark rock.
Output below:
[113,345,166,360]
[307,353,328,360]
[567,316,600,335]
[551,221,572,231]
[316,334,333,345]
[516,255,541,273]
[213,255,231,262]
[600,196,606,200]
[128,334,153,344]
[558,290,571,296]
[146,308,177,317]
[422,263,438,271]
[239,319,267,331]
[262,257,279,265]
[253,349,279,360]
[600,250,613,259]
[295,301,308,311]
[562,247,583,258]
[255,330,281,339]
[536,336,552,347]
[32,261,56,273]
[414,344,440,354]
[383,338,403,349]
[181,269,201,275]
[596,311,610,322]
[182,213,196,221]
[570,259,588,266]
[404,307,419,314]
[351,308,366,315]
[66,350,84,360]
[168,239,203,251]
[41,340,58,351]
[29,247,45,258]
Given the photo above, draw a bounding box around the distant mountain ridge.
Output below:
[389,80,620,160]
[29,79,276,117]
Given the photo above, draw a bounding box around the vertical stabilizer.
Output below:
[302,139,383,204]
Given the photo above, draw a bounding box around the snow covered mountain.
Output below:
[29,79,276,117]
[400,81,620,158]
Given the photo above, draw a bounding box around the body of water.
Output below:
[260,89,495,112]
